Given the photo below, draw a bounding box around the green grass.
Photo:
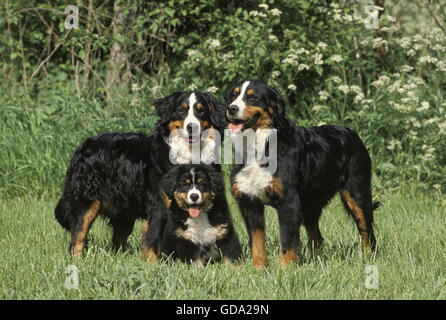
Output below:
[1,187,445,299]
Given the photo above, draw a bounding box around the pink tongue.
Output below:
[228,123,243,133]
[188,206,200,218]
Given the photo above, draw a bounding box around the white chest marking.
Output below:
[235,163,273,202]
[179,215,227,246]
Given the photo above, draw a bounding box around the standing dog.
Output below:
[54,91,225,259]
[159,164,242,265]
[226,79,379,269]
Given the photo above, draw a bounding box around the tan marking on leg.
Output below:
[140,220,149,235]
[141,242,158,264]
[71,201,100,257]
[342,191,370,252]
[252,230,268,269]
[279,247,299,268]
[140,221,158,263]
[266,177,283,200]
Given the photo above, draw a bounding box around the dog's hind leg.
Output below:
[303,207,323,252]
[69,200,100,257]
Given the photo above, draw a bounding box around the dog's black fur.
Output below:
[159,164,242,265]
[225,79,379,268]
[54,91,225,258]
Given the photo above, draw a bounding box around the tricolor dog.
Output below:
[159,164,242,265]
[226,79,380,269]
[54,91,225,261]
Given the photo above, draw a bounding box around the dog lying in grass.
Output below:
[159,164,242,266]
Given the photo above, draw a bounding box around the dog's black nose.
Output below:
[186,123,199,134]
[228,105,239,116]
[189,193,199,202]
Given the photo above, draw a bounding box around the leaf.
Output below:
[164,7,175,17]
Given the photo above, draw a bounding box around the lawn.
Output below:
[1,185,445,299]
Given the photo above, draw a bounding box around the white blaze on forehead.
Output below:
[230,81,250,118]
[190,167,195,182]
[187,167,202,204]
[184,92,200,130]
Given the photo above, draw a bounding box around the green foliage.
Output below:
[0,0,445,195]
[0,79,158,198]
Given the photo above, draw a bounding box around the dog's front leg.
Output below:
[237,199,268,269]
[276,197,303,268]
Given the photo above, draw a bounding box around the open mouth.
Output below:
[228,113,260,133]
[187,204,201,218]
[188,136,199,143]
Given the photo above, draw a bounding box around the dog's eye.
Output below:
[184,179,191,184]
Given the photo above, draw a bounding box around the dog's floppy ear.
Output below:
[153,92,181,128]
[267,86,286,126]
[202,92,225,134]
[204,165,225,195]
[159,166,179,209]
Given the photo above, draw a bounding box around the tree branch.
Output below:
[29,28,72,81]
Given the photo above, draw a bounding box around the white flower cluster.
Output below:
[318,90,329,101]
[313,52,324,65]
[281,48,310,66]
[421,144,436,162]
[249,10,267,18]
[207,86,218,93]
[371,75,391,88]
[271,70,281,78]
[387,138,402,151]
[207,39,221,49]
[268,35,278,43]
[251,4,281,18]
[329,55,343,63]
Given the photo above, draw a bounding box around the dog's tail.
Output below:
[54,195,73,231]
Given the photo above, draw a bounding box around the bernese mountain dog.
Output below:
[158,164,242,265]
[54,91,225,260]
[226,79,379,269]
